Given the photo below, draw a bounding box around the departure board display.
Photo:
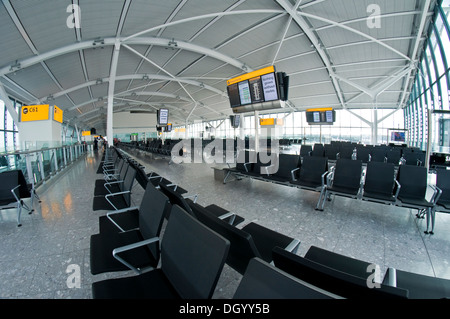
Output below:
[306,108,336,125]
[226,66,287,110]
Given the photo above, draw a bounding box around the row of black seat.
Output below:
[224,151,450,234]
[89,147,450,299]
[302,142,426,166]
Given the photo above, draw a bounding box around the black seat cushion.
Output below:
[90,230,158,275]
[98,208,139,233]
[241,222,295,263]
[92,269,179,299]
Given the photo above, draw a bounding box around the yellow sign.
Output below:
[306,107,333,112]
[53,105,63,123]
[259,118,284,126]
[227,66,275,86]
[20,104,50,122]
[82,131,91,136]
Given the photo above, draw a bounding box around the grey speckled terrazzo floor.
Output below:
[1,146,450,299]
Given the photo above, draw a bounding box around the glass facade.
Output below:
[406,0,450,150]
[169,108,403,146]
[0,98,20,153]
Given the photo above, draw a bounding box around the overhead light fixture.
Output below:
[142,75,149,81]
[96,78,103,85]
[166,38,178,50]
[46,94,55,102]
[9,60,21,74]
[93,38,105,49]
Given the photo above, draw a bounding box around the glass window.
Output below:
[0,99,4,130]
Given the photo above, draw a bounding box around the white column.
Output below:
[107,41,121,145]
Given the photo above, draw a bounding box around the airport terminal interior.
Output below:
[1,0,450,300]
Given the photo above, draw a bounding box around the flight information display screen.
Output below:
[227,66,286,109]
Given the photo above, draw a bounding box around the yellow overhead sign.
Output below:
[82,131,91,136]
[259,118,284,126]
[53,105,63,123]
[227,66,275,86]
[20,104,50,122]
[306,107,333,112]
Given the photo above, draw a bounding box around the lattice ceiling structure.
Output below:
[0,0,438,134]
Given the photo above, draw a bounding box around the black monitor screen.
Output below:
[230,115,240,128]
[249,77,264,103]
[391,131,405,142]
[157,108,169,125]
[261,72,279,101]
[238,81,252,105]
[227,83,241,108]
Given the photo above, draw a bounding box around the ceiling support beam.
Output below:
[275,0,347,109]
[107,41,120,144]
[398,0,433,108]
[0,82,19,124]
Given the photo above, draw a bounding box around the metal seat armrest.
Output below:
[217,211,236,225]
[105,190,131,210]
[165,183,178,192]
[321,171,329,187]
[291,167,300,181]
[112,237,160,274]
[430,185,442,205]
[284,239,301,254]
[10,185,21,202]
[386,268,397,287]
[183,193,198,203]
[393,180,401,201]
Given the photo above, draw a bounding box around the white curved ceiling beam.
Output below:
[0,36,248,78]
[32,73,227,106]
[295,11,412,62]
[69,90,192,112]
[122,9,285,42]
[275,0,346,108]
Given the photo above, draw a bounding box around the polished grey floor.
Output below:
[1,146,450,299]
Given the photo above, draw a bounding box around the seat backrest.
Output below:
[436,169,450,202]
[386,149,401,165]
[234,257,340,299]
[121,166,136,207]
[363,162,395,196]
[370,147,387,162]
[0,170,20,203]
[300,145,312,157]
[338,146,354,160]
[272,247,408,299]
[312,143,324,157]
[298,156,328,184]
[356,147,371,163]
[137,184,171,260]
[332,159,362,190]
[236,150,256,172]
[190,202,260,275]
[396,165,427,199]
[272,154,300,179]
[324,145,339,160]
[158,183,194,217]
[304,245,373,279]
[161,205,230,299]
